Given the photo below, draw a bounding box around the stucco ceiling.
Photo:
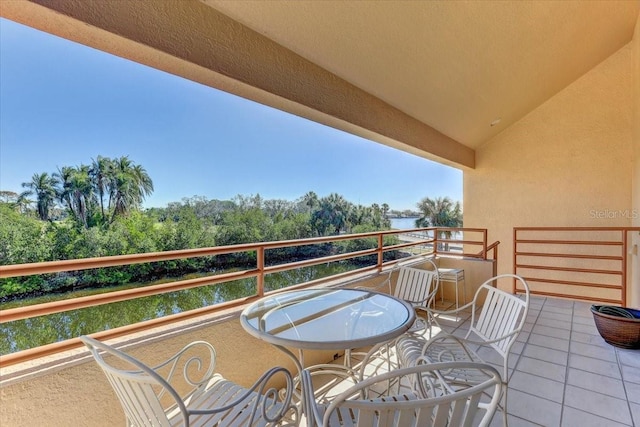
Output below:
[202,0,639,149]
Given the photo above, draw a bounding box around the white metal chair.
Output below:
[377,258,441,318]
[396,274,530,426]
[80,335,299,427]
[346,259,440,370]
[301,361,502,427]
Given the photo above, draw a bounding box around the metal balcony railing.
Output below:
[513,227,640,306]
[0,227,496,367]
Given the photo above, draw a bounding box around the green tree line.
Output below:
[1,156,462,302]
[0,156,393,300]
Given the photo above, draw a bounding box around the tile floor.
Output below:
[307,296,640,426]
[441,296,640,427]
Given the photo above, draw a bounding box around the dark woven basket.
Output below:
[591,305,640,349]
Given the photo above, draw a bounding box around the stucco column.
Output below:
[632,11,640,308]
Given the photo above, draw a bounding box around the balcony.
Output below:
[1,283,638,426]
[0,2,638,425]
[1,228,638,426]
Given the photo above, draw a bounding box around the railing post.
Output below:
[622,229,627,307]
[483,229,488,260]
[257,246,265,297]
[377,233,384,272]
[433,228,439,256]
[493,244,499,278]
[513,227,517,284]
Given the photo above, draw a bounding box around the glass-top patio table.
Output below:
[240,288,416,372]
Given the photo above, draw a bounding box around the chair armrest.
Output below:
[423,328,522,356]
[419,301,476,331]
[423,333,472,351]
[150,341,217,397]
[421,333,479,362]
[425,300,475,316]
[462,328,523,347]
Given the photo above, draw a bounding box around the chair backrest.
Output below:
[311,362,502,427]
[80,335,195,427]
[468,274,530,359]
[393,261,439,309]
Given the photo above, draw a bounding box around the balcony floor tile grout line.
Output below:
[617,348,637,427]
[507,295,544,425]
[558,299,573,427]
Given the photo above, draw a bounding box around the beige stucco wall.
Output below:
[434,257,495,305]
[632,10,640,307]
[464,41,636,301]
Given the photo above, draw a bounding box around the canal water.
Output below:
[3,221,422,354]
[1,263,356,354]
[390,217,420,229]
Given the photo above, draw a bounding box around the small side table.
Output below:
[437,268,466,310]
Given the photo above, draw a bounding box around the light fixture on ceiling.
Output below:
[490,118,501,127]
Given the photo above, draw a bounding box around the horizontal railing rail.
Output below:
[0,227,495,366]
[398,227,488,258]
[513,227,640,306]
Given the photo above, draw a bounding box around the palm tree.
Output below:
[89,156,113,223]
[55,165,96,228]
[301,191,319,213]
[55,166,74,215]
[109,156,154,221]
[311,193,351,235]
[415,196,463,250]
[21,172,57,221]
[371,203,389,229]
[415,197,462,228]
[347,205,369,230]
[131,164,154,204]
[15,192,32,214]
[380,203,391,229]
[381,203,390,218]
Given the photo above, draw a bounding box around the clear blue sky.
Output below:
[0,18,462,212]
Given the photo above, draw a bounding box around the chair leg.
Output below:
[344,348,352,368]
[501,384,508,427]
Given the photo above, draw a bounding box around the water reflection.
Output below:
[0,263,356,354]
